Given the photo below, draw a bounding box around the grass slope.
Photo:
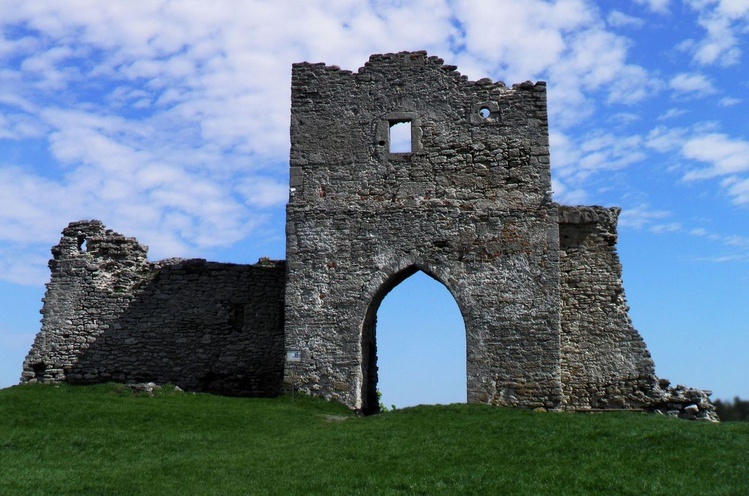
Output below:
[1,384,747,495]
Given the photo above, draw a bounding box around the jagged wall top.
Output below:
[291,50,547,92]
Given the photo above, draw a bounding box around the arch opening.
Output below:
[360,268,467,414]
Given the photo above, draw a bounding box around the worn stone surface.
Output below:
[21,51,716,420]
[558,205,658,409]
[22,221,286,396]
[285,51,560,413]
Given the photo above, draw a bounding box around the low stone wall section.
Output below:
[21,221,286,396]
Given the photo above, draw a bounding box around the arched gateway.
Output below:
[367,268,467,410]
[284,51,565,413]
[361,265,466,414]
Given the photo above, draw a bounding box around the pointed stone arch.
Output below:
[359,263,468,414]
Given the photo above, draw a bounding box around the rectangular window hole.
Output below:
[389,121,412,153]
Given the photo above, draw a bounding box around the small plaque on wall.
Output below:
[286,350,302,362]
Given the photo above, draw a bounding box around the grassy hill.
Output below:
[1,383,747,495]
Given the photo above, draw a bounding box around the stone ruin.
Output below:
[21,52,717,420]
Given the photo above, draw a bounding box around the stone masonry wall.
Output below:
[284,51,561,413]
[558,206,658,409]
[20,52,717,420]
[558,205,717,420]
[21,221,286,396]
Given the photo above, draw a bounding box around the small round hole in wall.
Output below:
[378,140,386,146]
[478,107,491,118]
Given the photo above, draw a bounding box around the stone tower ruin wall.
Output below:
[284,52,561,413]
[558,206,657,409]
[20,52,717,420]
[22,220,286,396]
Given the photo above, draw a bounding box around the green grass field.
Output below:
[1,383,747,495]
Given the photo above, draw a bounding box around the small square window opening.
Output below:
[389,121,411,153]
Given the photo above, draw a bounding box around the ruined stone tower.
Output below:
[22,51,716,420]
[284,51,648,414]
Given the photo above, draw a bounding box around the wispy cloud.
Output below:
[718,96,741,106]
[608,10,645,28]
[621,209,749,262]
[722,177,749,205]
[668,72,716,97]
[649,222,682,234]
[551,178,588,205]
[682,133,749,180]
[618,203,672,229]
[684,0,749,66]
[551,129,647,185]
[657,108,688,121]
[645,125,689,153]
[634,0,671,14]
[688,225,749,262]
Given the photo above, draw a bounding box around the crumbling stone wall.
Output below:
[21,52,717,420]
[22,221,149,384]
[284,51,561,413]
[283,51,715,419]
[558,206,658,409]
[22,221,285,396]
[557,205,716,419]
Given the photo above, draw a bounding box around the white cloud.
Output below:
[694,253,748,262]
[722,177,749,204]
[668,72,716,96]
[449,0,658,126]
[718,96,741,106]
[606,64,662,104]
[646,126,689,152]
[551,178,588,205]
[581,133,646,170]
[550,127,649,206]
[454,0,591,81]
[549,130,582,174]
[699,227,749,246]
[0,98,287,267]
[0,167,75,245]
[686,225,749,262]
[608,112,642,125]
[0,251,50,286]
[237,177,289,208]
[618,204,672,229]
[635,0,671,14]
[685,0,749,66]
[650,222,682,233]
[608,11,645,28]
[658,108,688,120]
[679,132,749,205]
[0,112,46,140]
[682,133,749,180]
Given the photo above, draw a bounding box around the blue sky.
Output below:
[0,0,747,409]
